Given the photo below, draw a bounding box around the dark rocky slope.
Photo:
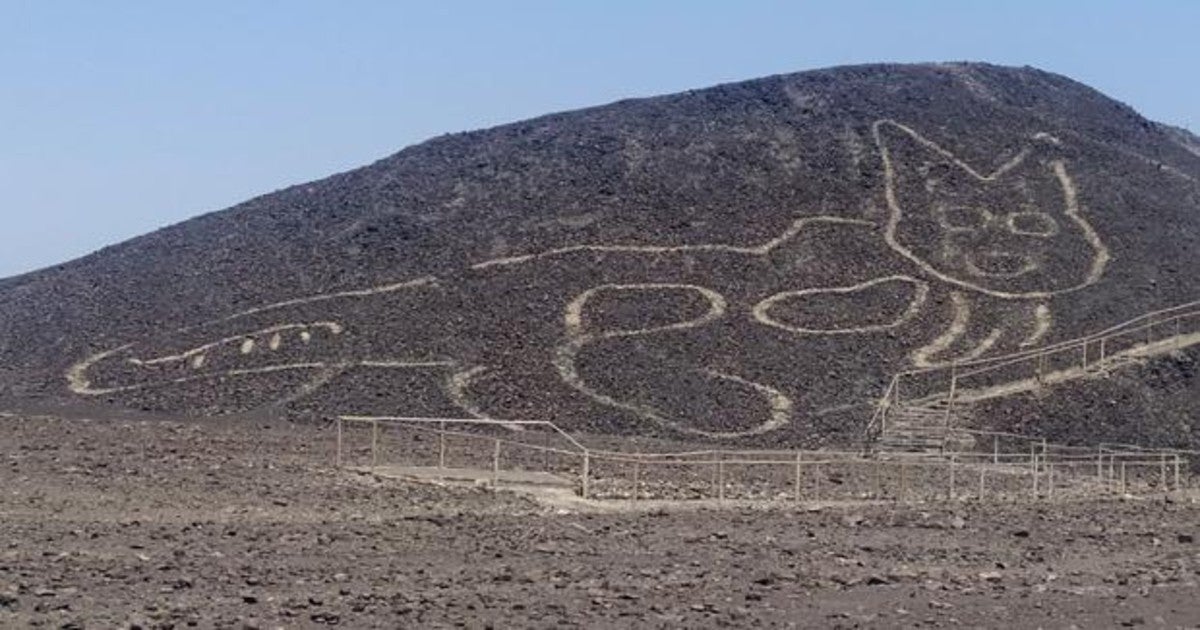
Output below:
[1,62,1198,447]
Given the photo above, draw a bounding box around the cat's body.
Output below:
[68,119,1109,439]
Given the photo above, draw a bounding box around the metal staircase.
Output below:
[876,398,976,453]
[865,298,1200,456]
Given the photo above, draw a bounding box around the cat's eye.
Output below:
[1005,211,1059,237]
[935,206,991,231]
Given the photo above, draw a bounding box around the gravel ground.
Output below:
[4,412,1200,628]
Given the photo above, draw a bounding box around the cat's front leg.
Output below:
[911,292,1051,369]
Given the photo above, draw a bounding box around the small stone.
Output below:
[1177,533,1194,544]
[310,612,340,625]
[978,571,1003,583]
[843,514,867,527]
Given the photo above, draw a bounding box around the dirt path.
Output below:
[3,412,1200,628]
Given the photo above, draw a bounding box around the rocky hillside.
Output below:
[2,62,1198,447]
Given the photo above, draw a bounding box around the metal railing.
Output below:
[335,416,1191,503]
[865,299,1200,450]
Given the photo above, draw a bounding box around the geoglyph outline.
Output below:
[65,119,1115,437]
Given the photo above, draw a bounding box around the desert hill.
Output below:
[1,62,1198,447]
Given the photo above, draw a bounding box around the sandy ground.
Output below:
[3,412,1200,628]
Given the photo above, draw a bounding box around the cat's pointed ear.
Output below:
[873,120,976,205]
[874,120,1047,199]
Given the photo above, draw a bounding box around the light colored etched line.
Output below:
[877,119,1032,182]
[271,365,348,408]
[1032,132,1062,145]
[442,365,524,430]
[206,276,437,325]
[445,365,491,419]
[1020,304,1052,347]
[563,283,728,339]
[70,352,455,397]
[73,362,331,396]
[472,217,875,271]
[554,340,792,439]
[67,212,874,415]
[699,369,793,435]
[358,360,456,369]
[950,328,1003,364]
[912,292,970,368]
[554,283,792,437]
[1052,160,1110,288]
[130,322,343,366]
[875,119,1110,299]
[67,344,133,395]
[961,252,1039,279]
[1004,211,1060,237]
[751,275,930,335]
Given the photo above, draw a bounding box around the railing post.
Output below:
[632,455,641,501]
[1120,461,1127,495]
[335,417,343,468]
[978,462,986,500]
[1081,340,1088,371]
[371,419,379,469]
[1175,454,1182,490]
[948,455,956,500]
[438,421,447,470]
[1036,352,1045,387]
[993,435,999,465]
[1161,452,1168,491]
[717,453,726,502]
[815,462,823,501]
[1047,463,1055,501]
[1030,442,1038,498]
[1099,338,1106,363]
[873,458,883,499]
[492,439,501,487]
[899,461,907,502]
[794,452,802,502]
[580,451,590,500]
[944,364,958,434]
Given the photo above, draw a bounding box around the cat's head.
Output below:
[873,120,1109,299]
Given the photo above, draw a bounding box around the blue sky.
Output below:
[2,0,1197,277]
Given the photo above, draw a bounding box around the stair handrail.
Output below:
[956,307,1200,381]
[893,298,1200,380]
[868,298,1200,450]
[862,373,900,453]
